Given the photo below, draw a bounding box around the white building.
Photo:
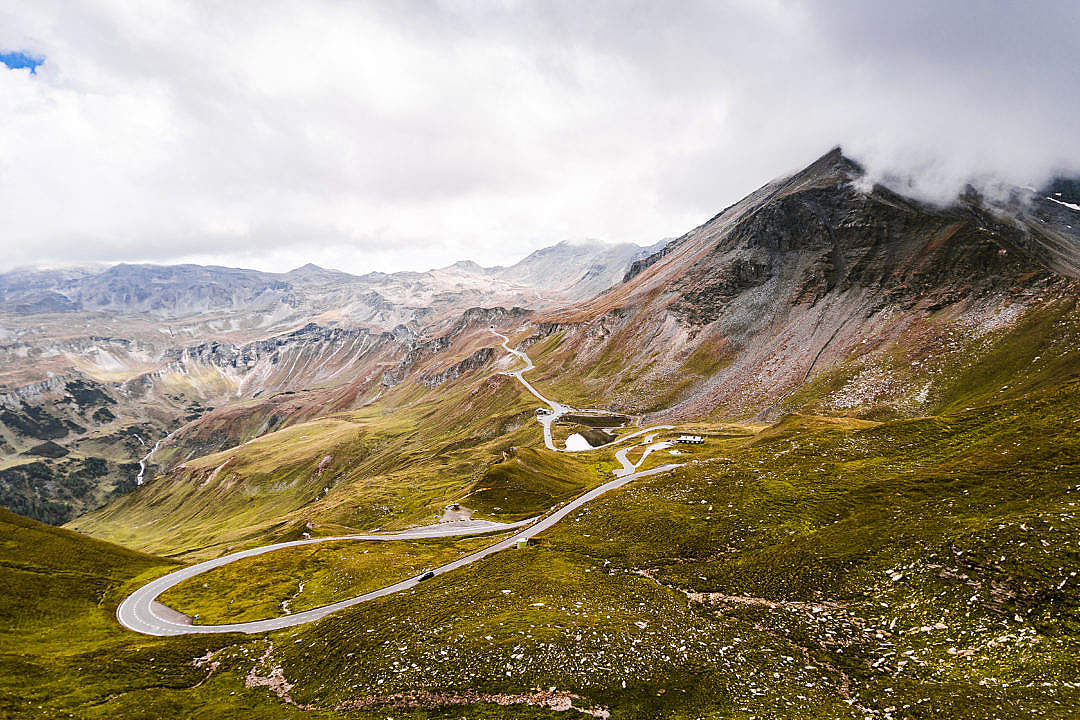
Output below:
[677,435,704,444]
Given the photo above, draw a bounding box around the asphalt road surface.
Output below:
[118,466,676,636]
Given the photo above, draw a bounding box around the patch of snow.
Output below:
[1047,196,1080,212]
[564,433,593,451]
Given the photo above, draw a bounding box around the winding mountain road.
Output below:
[614,436,673,477]
[118,328,680,636]
[491,330,673,451]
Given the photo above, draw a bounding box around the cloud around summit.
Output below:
[0,1,1077,273]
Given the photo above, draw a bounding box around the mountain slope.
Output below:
[64,148,1080,551]
[492,239,668,300]
[0,507,370,719]
[519,148,1080,421]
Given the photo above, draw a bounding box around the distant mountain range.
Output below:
[0,238,666,324]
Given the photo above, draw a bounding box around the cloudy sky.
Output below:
[1,1,1077,274]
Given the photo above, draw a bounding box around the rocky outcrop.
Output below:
[0,374,75,410]
[666,150,1057,326]
[622,240,679,283]
[419,347,495,389]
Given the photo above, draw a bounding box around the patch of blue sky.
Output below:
[0,51,44,73]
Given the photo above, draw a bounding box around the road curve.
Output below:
[118,328,681,636]
[614,437,672,476]
[118,465,677,635]
[490,330,673,451]
[118,519,531,636]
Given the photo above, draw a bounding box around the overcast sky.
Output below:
[1,1,1077,274]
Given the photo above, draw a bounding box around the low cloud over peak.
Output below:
[1,1,1077,273]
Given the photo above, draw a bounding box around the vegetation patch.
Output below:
[160,534,506,624]
[465,446,612,520]
[558,413,629,428]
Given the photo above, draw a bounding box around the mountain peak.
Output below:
[781,146,864,190]
[285,263,356,282]
[286,262,337,277]
[443,260,488,273]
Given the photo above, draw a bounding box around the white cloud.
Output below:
[0,1,1077,274]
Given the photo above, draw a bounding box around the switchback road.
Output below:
[118,328,680,636]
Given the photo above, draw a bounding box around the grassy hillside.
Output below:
[250,379,1080,719]
[7,379,1080,717]
[35,276,1080,717]
[160,533,507,624]
[68,369,561,561]
[0,508,338,719]
[0,506,655,718]
[464,445,618,520]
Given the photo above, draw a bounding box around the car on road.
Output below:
[418,571,435,581]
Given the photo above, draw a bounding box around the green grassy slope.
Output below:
[160,533,507,624]
[464,445,618,519]
[0,508,339,719]
[68,359,631,561]
[257,379,1080,719]
[30,285,1080,718]
[66,372,544,556]
[0,506,638,718]
[6,379,1080,718]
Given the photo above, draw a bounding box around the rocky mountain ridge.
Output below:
[523,148,1080,421]
[0,301,530,523]
[0,239,663,322]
